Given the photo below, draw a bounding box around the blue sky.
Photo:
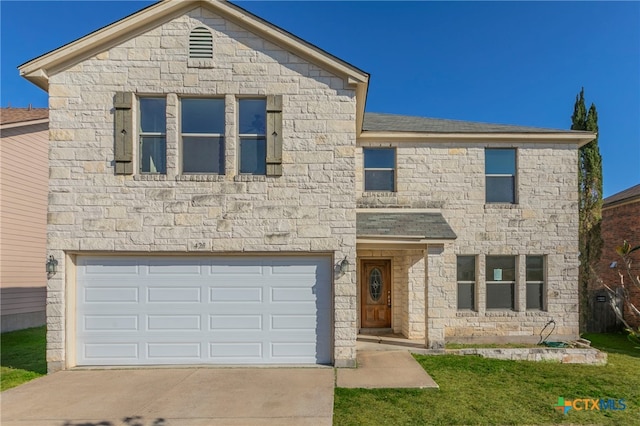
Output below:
[1,1,638,197]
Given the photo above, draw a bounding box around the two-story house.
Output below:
[19,0,594,372]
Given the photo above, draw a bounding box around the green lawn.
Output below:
[3,327,639,425]
[583,331,640,357]
[1,326,46,391]
[334,335,640,425]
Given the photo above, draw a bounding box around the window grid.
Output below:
[486,256,516,310]
[181,98,225,174]
[457,255,476,310]
[364,148,396,192]
[238,99,267,175]
[139,97,166,175]
[485,148,517,204]
[526,256,545,310]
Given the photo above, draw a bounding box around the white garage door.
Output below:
[76,256,332,365]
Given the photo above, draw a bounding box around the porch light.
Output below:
[46,255,58,277]
[339,256,350,274]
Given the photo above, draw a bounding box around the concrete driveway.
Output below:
[1,367,334,426]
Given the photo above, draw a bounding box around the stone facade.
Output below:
[448,347,607,365]
[356,143,580,347]
[46,7,357,371]
[35,2,584,371]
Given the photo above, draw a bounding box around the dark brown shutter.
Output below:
[114,92,133,175]
[266,95,283,176]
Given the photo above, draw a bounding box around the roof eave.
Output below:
[0,118,49,130]
[359,130,596,146]
[356,237,454,249]
[603,195,640,210]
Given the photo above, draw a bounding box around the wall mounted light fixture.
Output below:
[339,256,350,275]
[46,255,58,277]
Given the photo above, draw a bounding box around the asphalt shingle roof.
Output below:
[363,112,590,134]
[0,108,48,125]
[357,212,457,240]
[603,184,640,207]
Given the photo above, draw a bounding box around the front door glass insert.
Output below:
[369,268,382,301]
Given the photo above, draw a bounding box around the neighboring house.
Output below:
[0,107,49,332]
[598,184,640,329]
[18,0,594,372]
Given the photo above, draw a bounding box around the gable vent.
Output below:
[189,27,213,59]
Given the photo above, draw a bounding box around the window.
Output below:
[526,256,545,310]
[457,256,475,310]
[239,99,266,175]
[485,148,516,203]
[189,27,213,59]
[486,256,515,309]
[139,98,166,174]
[181,98,225,174]
[364,148,395,191]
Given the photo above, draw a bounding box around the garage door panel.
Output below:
[147,315,201,331]
[210,287,263,302]
[82,260,140,275]
[77,256,332,365]
[271,342,316,358]
[84,287,139,303]
[147,262,203,275]
[270,287,316,302]
[147,287,202,303]
[209,342,263,359]
[147,343,201,359]
[84,343,139,360]
[209,314,262,330]
[210,261,264,275]
[83,315,139,331]
[270,314,316,330]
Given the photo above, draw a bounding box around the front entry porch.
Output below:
[357,250,429,340]
[356,210,458,348]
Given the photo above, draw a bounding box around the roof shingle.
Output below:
[356,212,457,240]
[603,184,640,207]
[0,108,48,125]
[363,112,591,134]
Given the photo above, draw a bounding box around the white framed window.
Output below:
[364,148,395,191]
[457,255,476,310]
[486,256,515,310]
[139,97,166,174]
[526,255,545,310]
[238,99,266,175]
[181,98,225,174]
[485,148,516,203]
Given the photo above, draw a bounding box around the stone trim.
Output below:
[133,174,168,181]
[176,174,226,182]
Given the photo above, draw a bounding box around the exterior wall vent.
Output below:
[189,27,213,59]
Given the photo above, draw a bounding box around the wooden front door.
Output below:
[361,260,391,328]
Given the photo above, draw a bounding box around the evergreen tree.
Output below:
[571,88,603,332]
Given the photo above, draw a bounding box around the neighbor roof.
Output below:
[603,184,640,208]
[0,108,48,125]
[356,212,457,240]
[363,112,589,134]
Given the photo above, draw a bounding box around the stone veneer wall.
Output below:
[46,6,357,371]
[356,143,580,347]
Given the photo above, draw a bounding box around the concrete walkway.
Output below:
[1,368,335,426]
[336,350,439,389]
